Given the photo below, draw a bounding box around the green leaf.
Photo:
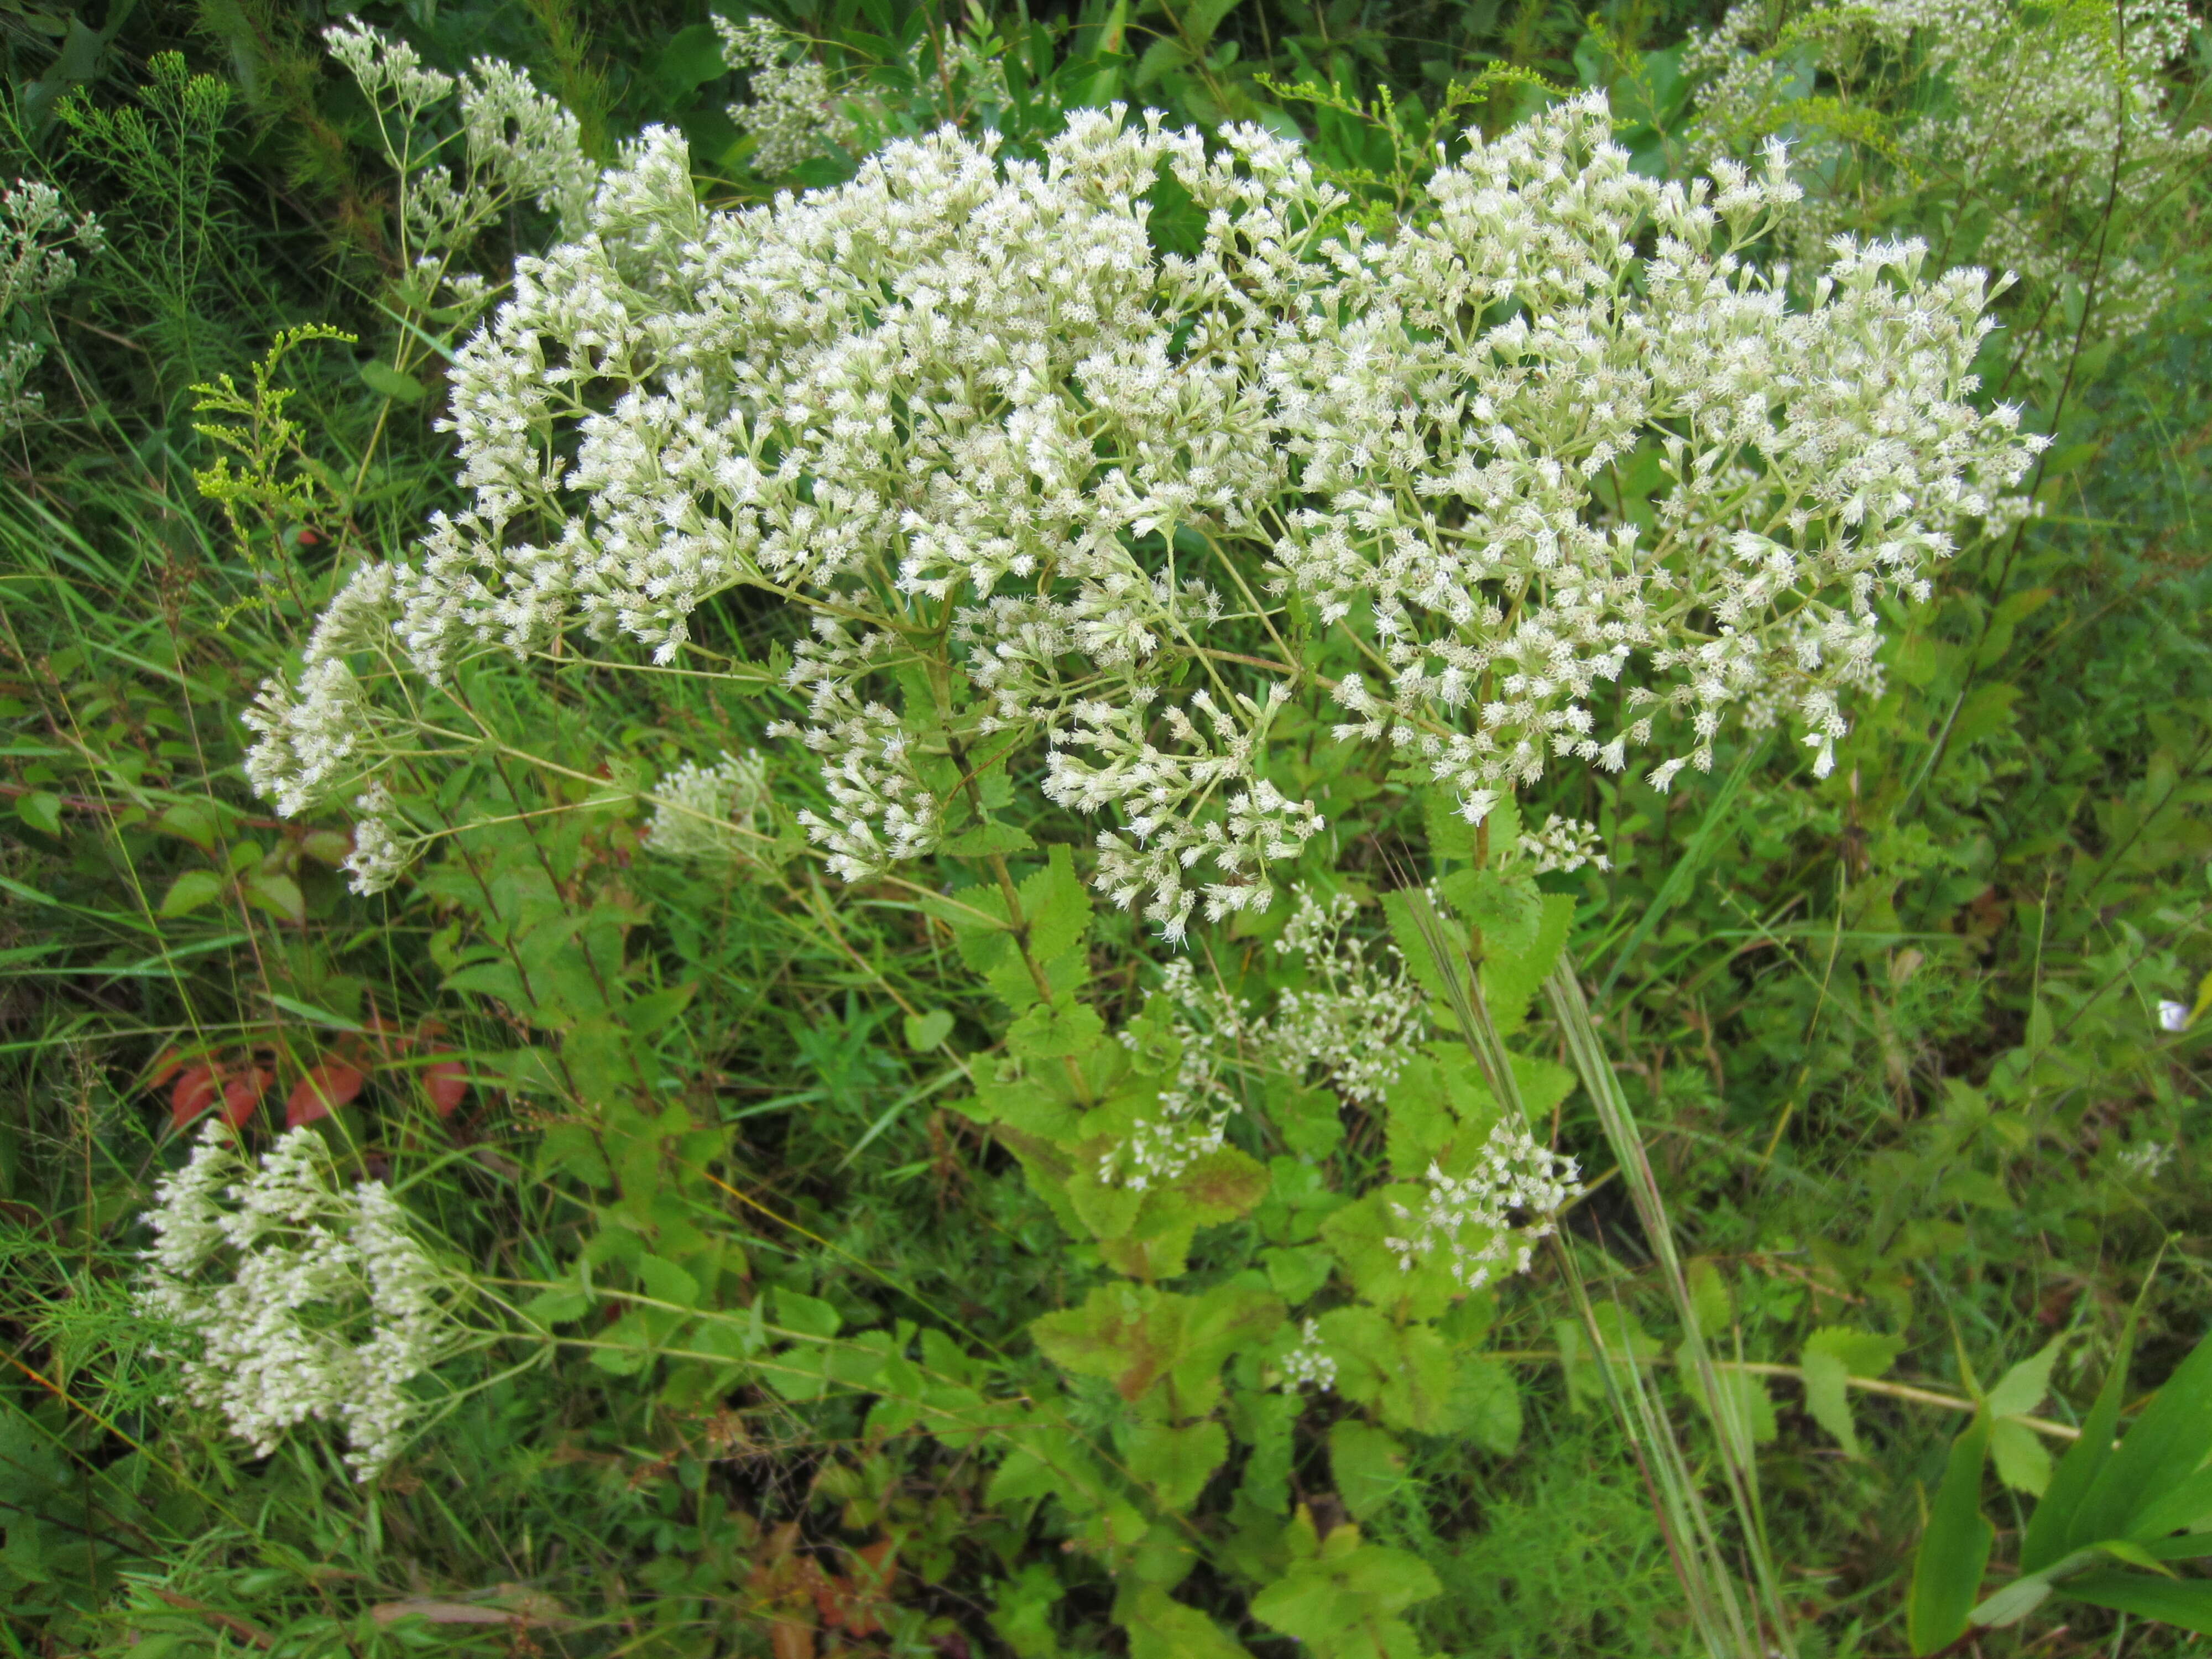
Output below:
[1908,1412,1994,1656]
[2070,1325,2212,1553]
[521,1287,589,1327]
[1260,1244,1334,1304]
[157,869,226,917]
[1125,1420,1228,1514]
[1453,1358,1522,1455]
[1250,1525,1439,1653]
[904,1009,954,1051]
[1121,1585,1255,1659]
[2060,1569,2212,1635]
[1991,1417,2053,1497]
[1801,1328,1903,1457]
[1134,35,1190,87]
[1007,997,1105,1059]
[1480,891,1573,1037]
[773,1288,841,1340]
[635,1255,700,1309]
[2126,1463,2212,1541]
[2022,1312,2135,1572]
[239,868,305,924]
[1329,1420,1407,1522]
[14,790,61,838]
[1439,867,1543,957]
[941,821,1035,857]
[1020,845,1093,964]
[359,359,427,403]
[1800,1349,1858,1455]
[154,799,221,851]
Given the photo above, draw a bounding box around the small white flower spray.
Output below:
[138,1124,478,1480]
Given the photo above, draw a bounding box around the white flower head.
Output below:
[138,1124,466,1480]
[1384,1121,1583,1291]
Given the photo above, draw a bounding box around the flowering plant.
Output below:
[138,1125,474,1480]
[243,89,2042,933]
[1684,0,2210,383]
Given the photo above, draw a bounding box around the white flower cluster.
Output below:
[138,1124,462,1480]
[1265,888,1427,1104]
[1385,1121,1583,1291]
[1277,1317,1337,1393]
[0,178,103,425]
[1104,957,1240,1191]
[324,17,594,312]
[1685,0,2209,371]
[245,95,2041,924]
[1100,889,1423,1187]
[1513,813,1612,875]
[645,748,773,864]
[342,776,411,896]
[717,17,859,178]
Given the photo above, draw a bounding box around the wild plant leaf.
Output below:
[1991,1417,2053,1497]
[1453,1358,1524,1455]
[1439,866,1544,957]
[2069,1324,2212,1552]
[1125,1420,1229,1514]
[1908,1411,1994,1656]
[2127,1464,2212,1541]
[1006,997,1105,1060]
[2022,1311,2137,1572]
[1122,1586,1254,1659]
[1329,1420,1407,1521]
[2059,1569,2212,1635]
[1796,1336,1902,1451]
[1250,1520,1439,1657]
[157,869,225,917]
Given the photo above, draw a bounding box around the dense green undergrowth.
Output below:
[3,2,2211,1656]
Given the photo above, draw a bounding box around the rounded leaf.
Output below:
[288,1061,366,1126]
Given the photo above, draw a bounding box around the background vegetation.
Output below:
[2,0,2208,1655]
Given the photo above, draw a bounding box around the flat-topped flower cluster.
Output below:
[138,1125,464,1480]
[246,90,2043,935]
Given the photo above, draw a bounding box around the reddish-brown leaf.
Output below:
[147,1047,190,1089]
[815,1539,898,1636]
[170,1065,218,1130]
[288,1062,366,1127]
[422,1056,467,1118]
[221,1068,273,1129]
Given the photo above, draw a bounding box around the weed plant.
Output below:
[3,3,2210,1658]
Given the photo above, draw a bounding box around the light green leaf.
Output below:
[359,358,427,403]
[635,1254,700,1310]
[158,869,227,917]
[1122,1585,1254,1659]
[1007,997,1105,1059]
[1800,1348,1859,1456]
[239,868,305,924]
[941,821,1034,857]
[904,1009,954,1051]
[1125,1420,1228,1514]
[14,790,61,838]
[1991,1416,2053,1497]
[1908,1412,1994,1656]
[1329,1420,1407,1521]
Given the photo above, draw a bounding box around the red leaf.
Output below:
[221,1068,273,1129]
[170,1065,218,1130]
[422,1056,467,1119]
[148,1047,190,1090]
[287,1062,366,1128]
